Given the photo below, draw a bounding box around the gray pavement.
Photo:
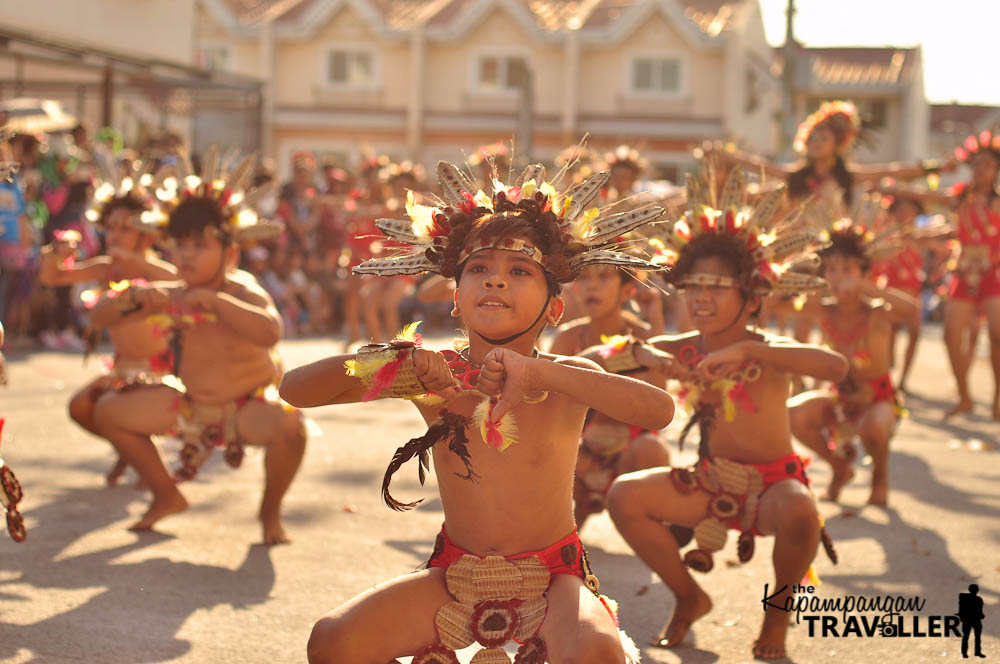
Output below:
[0,327,998,663]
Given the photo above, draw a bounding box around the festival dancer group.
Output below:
[3,99,998,662]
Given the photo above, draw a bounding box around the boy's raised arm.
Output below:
[479,349,674,430]
[699,337,848,383]
[279,355,369,407]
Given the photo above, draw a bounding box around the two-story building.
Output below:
[197,0,781,179]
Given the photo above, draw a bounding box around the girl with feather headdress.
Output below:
[606,167,848,660]
[711,100,954,221]
[280,159,674,663]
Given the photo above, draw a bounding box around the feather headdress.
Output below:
[953,127,1000,164]
[353,160,665,281]
[650,166,829,295]
[603,144,648,172]
[85,158,159,231]
[819,194,903,268]
[794,100,862,155]
[140,145,283,244]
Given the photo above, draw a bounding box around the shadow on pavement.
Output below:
[824,505,999,639]
[0,485,276,663]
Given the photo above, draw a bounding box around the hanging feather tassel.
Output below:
[473,398,520,451]
[381,411,476,511]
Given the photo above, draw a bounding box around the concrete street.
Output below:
[0,327,997,663]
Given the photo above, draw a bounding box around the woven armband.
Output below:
[346,342,426,401]
[597,336,646,375]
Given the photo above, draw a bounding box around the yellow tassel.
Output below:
[473,398,520,452]
[805,563,821,587]
[710,378,738,422]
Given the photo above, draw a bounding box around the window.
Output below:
[326,49,375,87]
[475,55,529,92]
[197,45,231,71]
[630,57,682,94]
[860,99,887,129]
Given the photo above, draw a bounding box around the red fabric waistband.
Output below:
[428,526,585,579]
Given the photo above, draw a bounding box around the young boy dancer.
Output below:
[91,149,305,544]
[788,219,917,506]
[608,168,848,660]
[550,265,670,527]
[280,161,674,663]
[39,165,179,484]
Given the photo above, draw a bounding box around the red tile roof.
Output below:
[676,0,739,37]
[213,0,749,34]
[803,47,918,87]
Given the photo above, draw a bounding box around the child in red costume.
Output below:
[789,220,918,506]
[607,167,848,660]
[281,160,674,663]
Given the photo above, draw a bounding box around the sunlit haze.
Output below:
[758,0,1000,106]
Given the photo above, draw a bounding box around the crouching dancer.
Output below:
[608,169,848,660]
[281,162,674,663]
[92,149,305,544]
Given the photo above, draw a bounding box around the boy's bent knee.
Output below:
[607,476,643,521]
[307,615,355,664]
[561,631,626,664]
[777,494,820,538]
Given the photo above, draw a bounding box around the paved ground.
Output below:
[0,326,998,663]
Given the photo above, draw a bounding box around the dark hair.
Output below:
[820,233,870,272]
[98,193,147,227]
[166,197,231,243]
[666,233,758,299]
[437,191,568,296]
[788,155,854,204]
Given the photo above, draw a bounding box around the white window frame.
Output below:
[625,51,687,99]
[320,42,380,91]
[196,41,233,71]
[468,49,531,96]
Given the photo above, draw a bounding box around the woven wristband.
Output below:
[350,344,426,400]
[601,340,645,374]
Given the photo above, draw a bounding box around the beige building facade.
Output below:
[196,0,782,179]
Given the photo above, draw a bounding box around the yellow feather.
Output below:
[395,320,422,342]
[344,351,392,380]
[473,189,493,210]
